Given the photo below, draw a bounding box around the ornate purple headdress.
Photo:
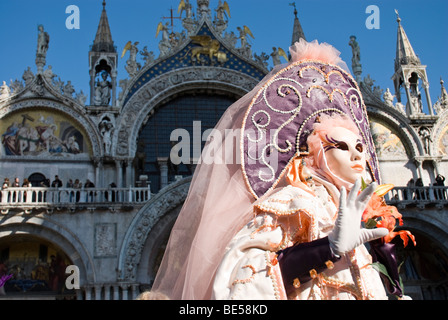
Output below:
[241,40,380,199]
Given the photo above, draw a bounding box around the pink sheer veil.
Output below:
[151,64,287,300]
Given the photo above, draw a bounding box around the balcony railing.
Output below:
[0,185,447,213]
[385,186,448,203]
[0,186,151,212]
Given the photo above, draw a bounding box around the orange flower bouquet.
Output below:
[361,181,416,299]
[362,182,416,247]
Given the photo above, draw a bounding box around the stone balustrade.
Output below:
[0,186,151,213]
[1,185,447,213]
[385,186,448,206]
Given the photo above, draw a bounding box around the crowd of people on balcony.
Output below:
[0,174,150,205]
[0,175,119,204]
[403,174,446,200]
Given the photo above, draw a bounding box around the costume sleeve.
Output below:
[276,236,340,295]
[212,214,288,300]
[369,240,403,297]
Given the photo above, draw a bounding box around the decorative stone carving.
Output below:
[118,177,191,281]
[95,223,117,257]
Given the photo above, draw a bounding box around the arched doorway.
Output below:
[0,234,75,299]
[394,229,448,299]
[28,172,47,187]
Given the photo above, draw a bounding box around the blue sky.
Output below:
[0,0,446,109]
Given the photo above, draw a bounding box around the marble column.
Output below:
[157,157,169,189]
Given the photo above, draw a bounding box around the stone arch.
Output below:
[367,106,420,159]
[432,108,448,157]
[401,213,448,256]
[0,214,94,284]
[117,176,191,282]
[136,202,182,286]
[395,211,448,297]
[114,67,259,158]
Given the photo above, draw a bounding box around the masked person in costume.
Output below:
[151,39,414,300]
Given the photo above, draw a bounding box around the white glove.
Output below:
[328,179,389,256]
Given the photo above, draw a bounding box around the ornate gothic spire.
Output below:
[394,10,420,72]
[92,1,115,53]
[88,0,118,107]
[290,2,306,45]
[391,10,433,116]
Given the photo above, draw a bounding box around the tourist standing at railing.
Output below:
[84,179,95,202]
[51,175,63,188]
[12,177,20,188]
[40,178,50,202]
[66,179,74,202]
[1,178,9,189]
[22,178,31,187]
[73,179,82,202]
[51,175,63,202]
[415,178,425,200]
[435,174,446,200]
[22,178,31,202]
[11,177,20,202]
[405,178,414,200]
[105,182,117,202]
[1,178,10,202]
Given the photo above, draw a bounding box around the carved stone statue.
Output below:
[253,52,269,70]
[63,81,75,97]
[43,65,57,84]
[156,22,172,57]
[122,41,141,77]
[0,81,11,99]
[36,25,50,73]
[9,79,24,94]
[349,35,360,67]
[223,31,237,49]
[99,119,114,155]
[383,88,395,108]
[94,71,112,106]
[214,0,230,34]
[37,24,50,56]
[270,47,288,66]
[140,46,155,66]
[75,90,87,105]
[178,0,193,19]
[236,26,254,57]
[22,67,35,87]
[349,35,362,82]
[419,127,432,155]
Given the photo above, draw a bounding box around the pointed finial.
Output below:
[102,1,106,9]
[289,2,297,18]
[394,9,401,24]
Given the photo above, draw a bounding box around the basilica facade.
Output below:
[0,1,447,300]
